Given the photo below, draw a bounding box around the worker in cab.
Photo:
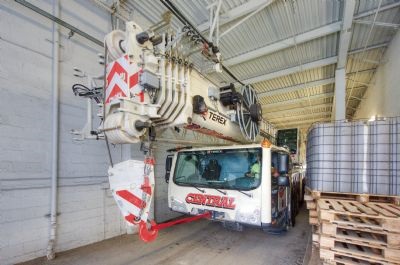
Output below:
[246,154,261,179]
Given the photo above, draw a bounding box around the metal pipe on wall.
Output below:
[47,0,60,260]
[15,0,103,47]
[90,0,129,22]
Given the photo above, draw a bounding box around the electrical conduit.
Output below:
[47,0,60,260]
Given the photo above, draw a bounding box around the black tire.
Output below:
[291,202,296,227]
[290,186,296,227]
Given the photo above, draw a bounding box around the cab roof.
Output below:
[175,143,289,154]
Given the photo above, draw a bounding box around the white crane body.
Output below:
[72,18,289,241]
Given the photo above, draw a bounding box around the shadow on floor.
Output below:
[20,206,313,265]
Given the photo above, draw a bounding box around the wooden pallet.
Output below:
[320,241,400,264]
[312,225,321,246]
[305,194,317,209]
[322,253,389,265]
[305,187,400,205]
[305,189,400,264]
[318,199,400,232]
[319,234,400,259]
[321,222,400,249]
[305,194,320,226]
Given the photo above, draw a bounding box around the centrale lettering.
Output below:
[209,111,227,125]
[185,193,236,209]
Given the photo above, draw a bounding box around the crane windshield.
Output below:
[173,148,262,191]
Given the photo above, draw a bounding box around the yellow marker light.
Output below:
[261,139,272,148]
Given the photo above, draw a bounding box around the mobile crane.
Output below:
[72,12,303,242]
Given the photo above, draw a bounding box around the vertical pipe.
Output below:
[334,69,346,120]
[47,0,60,260]
[87,76,93,133]
[87,98,92,133]
[208,5,213,41]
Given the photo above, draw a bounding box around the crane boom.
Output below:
[72,18,277,242]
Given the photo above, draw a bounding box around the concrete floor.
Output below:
[22,207,313,265]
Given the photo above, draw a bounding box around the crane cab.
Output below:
[166,143,304,232]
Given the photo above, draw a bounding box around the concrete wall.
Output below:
[130,141,182,224]
[0,1,120,263]
[152,142,182,222]
[354,30,400,119]
[0,1,178,264]
[0,1,235,263]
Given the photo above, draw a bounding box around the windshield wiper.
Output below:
[187,183,205,193]
[210,187,227,195]
[205,181,228,195]
[236,189,252,198]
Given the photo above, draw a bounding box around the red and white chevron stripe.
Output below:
[108,158,155,226]
[115,189,146,218]
[105,55,142,104]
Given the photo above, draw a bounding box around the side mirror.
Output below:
[165,155,173,183]
[278,153,289,174]
[278,176,290,186]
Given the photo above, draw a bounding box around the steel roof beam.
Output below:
[274,117,331,128]
[337,0,356,69]
[349,57,381,65]
[224,22,341,66]
[233,45,380,89]
[347,68,377,76]
[198,1,397,55]
[256,62,377,100]
[353,20,400,29]
[220,0,274,39]
[214,2,397,67]
[348,42,389,55]
[353,2,400,20]
[258,78,335,98]
[334,0,355,121]
[271,116,332,126]
[263,92,334,108]
[264,103,332,115]
[242,56,338,85]
[268,110,332,121]
[197,0,268,32]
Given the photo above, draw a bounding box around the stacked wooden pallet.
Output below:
[305,189,400,265]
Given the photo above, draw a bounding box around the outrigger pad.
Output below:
[139,212,212,242]
[139,220,158,243]
[108,158,156,242]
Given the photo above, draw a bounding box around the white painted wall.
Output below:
[153,142,183,222]
[130,141,182,223]
[354,30,400,119]
[0,1,178,264]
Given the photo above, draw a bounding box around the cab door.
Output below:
[270,151,290,227]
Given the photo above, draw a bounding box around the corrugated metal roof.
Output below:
[355,0,399,14]
[115,0,399,129]
[350,24,397,51]
[265,99,333,115]
[259,83,334,105]
[254,64,336,93]
[218,0,340,58]
[227,33,338,81]
[346,48,385,73]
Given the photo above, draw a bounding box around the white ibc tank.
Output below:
[307,123,335,191]
[307,117,400,196]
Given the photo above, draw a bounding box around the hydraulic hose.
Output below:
[160,0,245,86]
